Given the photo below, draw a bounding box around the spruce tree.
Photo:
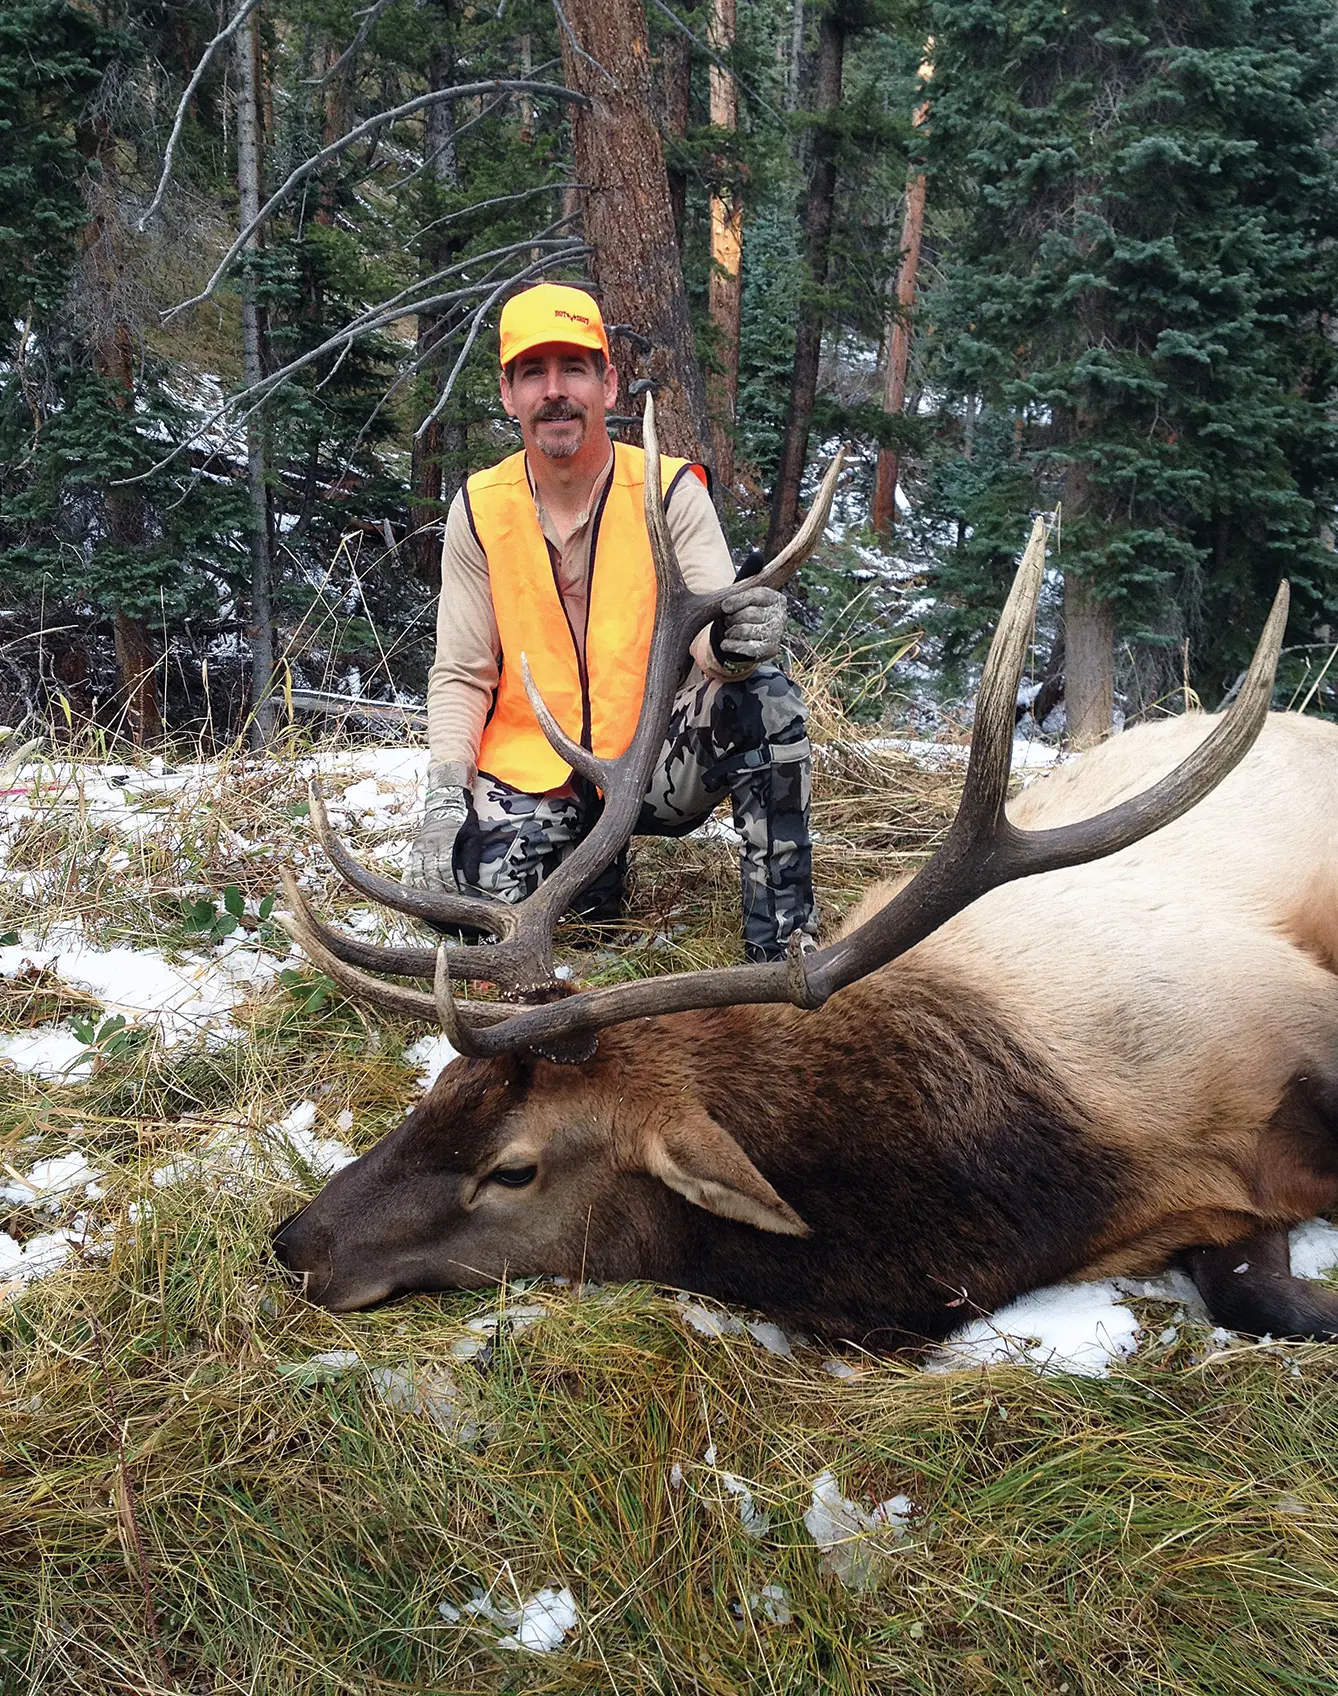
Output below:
[921,0,1338,731]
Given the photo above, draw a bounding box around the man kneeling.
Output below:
[407,282,817,963]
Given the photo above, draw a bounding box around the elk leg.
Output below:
[1184,1227,1338,1341]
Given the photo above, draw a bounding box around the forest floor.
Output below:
[3,695,1338,1696]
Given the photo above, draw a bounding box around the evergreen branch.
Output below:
[306,0,406,90]
[161,80,591,323]
[138,0,264,231]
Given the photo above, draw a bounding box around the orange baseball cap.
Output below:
[499,283,610,367]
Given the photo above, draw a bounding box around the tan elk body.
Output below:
[274,399,1338,1344]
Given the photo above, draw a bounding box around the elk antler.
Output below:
[280,393,847,1052]
[284,411,1288,1061]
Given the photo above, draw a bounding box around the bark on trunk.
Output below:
[559,0,712,465]
[787,0,806,115]
[410,17,466,582]
[766,8,844,552]
[871,65,931,535]
[1060,446,1113,747]
[1064,575,1114,747]
[235,7,276,747]
[707,0,742,488]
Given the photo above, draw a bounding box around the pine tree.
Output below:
[922,0,1338,732]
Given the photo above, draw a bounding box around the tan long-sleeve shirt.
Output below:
[426,443,743,781]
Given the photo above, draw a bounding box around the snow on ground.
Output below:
[856,735,1060,772]
[439,1585,579,1654]
[928,1281,1142,1377]
[0,928,283,1046]
[403,1032,460,1089]
[804,1470,914,1587]
[149,1100,356,1193]
[0,1027,97,1082]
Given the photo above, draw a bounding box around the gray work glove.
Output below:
[710,584,787,668]
[405,764,471,890]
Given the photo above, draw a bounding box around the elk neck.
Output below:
[584,961,1137,1347]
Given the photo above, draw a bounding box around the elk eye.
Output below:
[489,1163,538,1189]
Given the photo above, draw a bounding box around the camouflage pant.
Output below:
[453,662,816,961]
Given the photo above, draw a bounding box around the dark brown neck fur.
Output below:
[586,965,1133,1348]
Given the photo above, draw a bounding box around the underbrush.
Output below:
[4,710,1337,1693]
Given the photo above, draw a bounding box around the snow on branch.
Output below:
[161,80,591,323]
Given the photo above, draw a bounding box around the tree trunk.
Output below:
[787,0,806,115]
[1064,575,1114,747]
[559,0,712,465]
[78,115,162,745]
[706,0,742,489]
[235,6,276,748]
[871,62,931,535]
[410,17,466,581]
[766,8,844,552]
[1060,447,1113,746]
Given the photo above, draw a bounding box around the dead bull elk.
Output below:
[273,401,1334,1348]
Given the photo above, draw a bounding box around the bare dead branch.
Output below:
[138,0,264,231]
[162,80,591,322]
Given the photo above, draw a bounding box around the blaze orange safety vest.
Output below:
[464,442,709,794]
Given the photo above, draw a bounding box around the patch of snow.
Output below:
[265,1100,356,1180]
[440,1585,578,1654]
[930,1280,1141,1377]
[278,1350,360,1384]
[403,1032,460,1089]
[745,1320,792,1357]
[0,1151,103,1211]
[858,735,1059,771]
[0,1028,96,1082]
[0,930,282,1047]
[369,1363,484,1444]
[718,1471,770,1539]
[804,1470,913,1588]
[1289,1219,1338,1281]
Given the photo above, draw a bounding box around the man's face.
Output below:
[500,343,618,462]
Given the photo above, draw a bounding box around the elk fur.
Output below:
[274,712,1338,1346]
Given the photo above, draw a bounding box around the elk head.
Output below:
[274,397,1289,1312]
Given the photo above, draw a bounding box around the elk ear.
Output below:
[640,1108,809,1237]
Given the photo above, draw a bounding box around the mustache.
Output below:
[532,401,586,423]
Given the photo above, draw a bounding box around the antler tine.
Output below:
[955,512,1051,833]
[747,448,848,593]
[520,652,608,786]
[434,945,492,1057]
[307,778,518,939]
[279,868,439,1021]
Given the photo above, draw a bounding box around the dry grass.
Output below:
[4,701,1338,1694]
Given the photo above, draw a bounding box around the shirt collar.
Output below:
[527,440,615,544]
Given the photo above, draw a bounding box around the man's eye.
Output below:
[489,1164,538,1189]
